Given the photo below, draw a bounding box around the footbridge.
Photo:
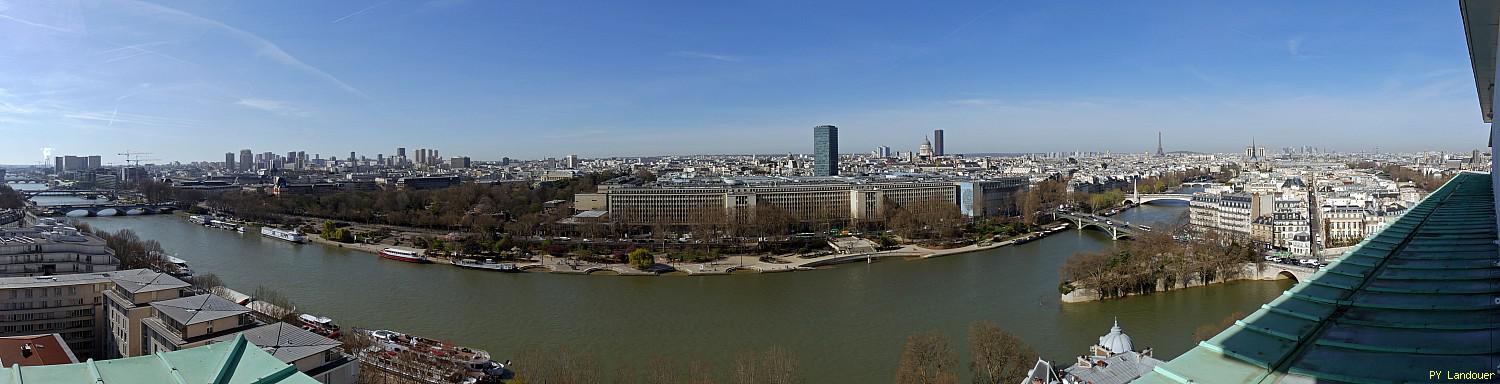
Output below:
[1055,212,1138,240]
[39,203,177,217]
[1123,193,1192,205]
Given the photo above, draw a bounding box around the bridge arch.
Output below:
[1276,270,1299,282]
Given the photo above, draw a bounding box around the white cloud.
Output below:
[673,51,742,62]
[120,0,368,98]
[236,98,305,117]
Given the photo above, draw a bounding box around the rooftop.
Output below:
[0,334,77,367]
[0,269,151,290]
[210,323,340,364]
[1136,172,1500,383]
[0,335,318,384]
[150,294,252,326]
[111,272,190,294]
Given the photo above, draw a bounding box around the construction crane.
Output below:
[118,150,157,166]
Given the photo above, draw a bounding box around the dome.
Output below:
[1097,318,1134,354]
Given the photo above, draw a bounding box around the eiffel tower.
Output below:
[1156,131,1165,157]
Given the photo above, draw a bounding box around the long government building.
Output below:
[574,176,1028,227]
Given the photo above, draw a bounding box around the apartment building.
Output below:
[0,226,120,277]
[0,269,153,359]
[141,294,258,355]
[102,271,191,358]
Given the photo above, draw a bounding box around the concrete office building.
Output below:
[594,177,958,227]
[956,177,1028,218]
[813,125,838,176]
[0,225,121,277]
[239,149,254,172]
[0,269,155,359]
[224,153,236,171]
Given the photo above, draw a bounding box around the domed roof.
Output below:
[1098,318,1134,354]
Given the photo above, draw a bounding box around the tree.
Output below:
[894,332,958,384]
[0,185,23,209]
[191,273,225,295]
[968,321,1039,384]
[628,248,654,269]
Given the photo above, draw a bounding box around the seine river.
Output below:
[11,183,1290,382]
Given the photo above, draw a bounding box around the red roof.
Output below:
[0,334,77,366]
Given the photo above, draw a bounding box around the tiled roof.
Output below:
[0,335,318,383]
[150,294,251,325]
[1136,172,1500,383]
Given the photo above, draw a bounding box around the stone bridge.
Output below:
[40,203,177,217]
[1255,262,1317,283]
[21,189,119,200]
[1056,212,1138,240]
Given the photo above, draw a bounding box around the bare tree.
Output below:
[731,346,802,384]
[251,286,297,322]
[511,345,603,384]
[968,321,1038,384]
[894,332,958,384]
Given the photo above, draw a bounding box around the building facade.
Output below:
[598,179,959,228]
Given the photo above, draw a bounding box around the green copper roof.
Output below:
[0,335,320,384]
[1137,172,1500,383]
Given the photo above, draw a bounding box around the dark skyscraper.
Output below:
[813,125,838,176]
[932,129,944,156]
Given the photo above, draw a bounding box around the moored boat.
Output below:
[453,258,518,272]
[260,227,306,243]
[380,247,430,263]
[297,313,341,338]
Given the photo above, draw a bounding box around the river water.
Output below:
[10,183,1289,382]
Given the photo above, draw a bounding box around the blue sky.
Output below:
[0,0,1485,164]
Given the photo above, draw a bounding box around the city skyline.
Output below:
[0,0,1485,164]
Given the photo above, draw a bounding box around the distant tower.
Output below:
[813,125,839,176]
[933,129,945,157]
[1156,131,1165,157]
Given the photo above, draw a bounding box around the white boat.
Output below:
[188,215,208,225]
[453,258,517,272]
[379,248,430,263]
[260,227,306,243]
[165,255,193,280]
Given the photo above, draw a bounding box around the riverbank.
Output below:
[1060,262,1317,303]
